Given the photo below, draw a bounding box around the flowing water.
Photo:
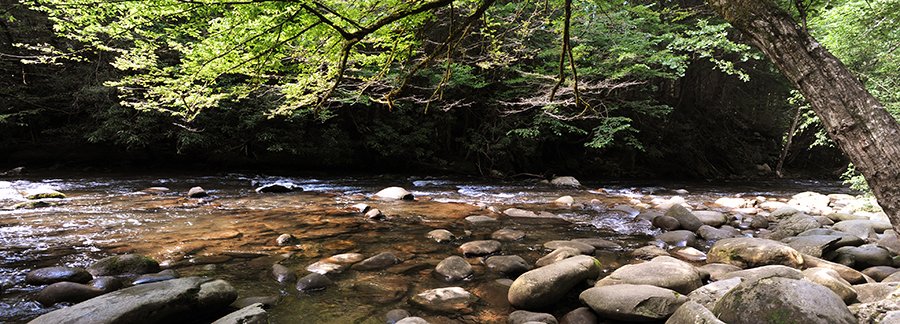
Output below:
[0,173,852,323]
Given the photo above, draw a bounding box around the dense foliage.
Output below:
[3,0,882,177]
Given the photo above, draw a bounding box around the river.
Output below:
[0,173,852,323]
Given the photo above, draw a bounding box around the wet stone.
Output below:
[35,282,105,306]
[409,287,477,313]
[560,307,598,324]
[212,303,267,324]
[352,252,400,271]
[656,230,698,247]
[427,229,454,243]
[88,254,160,277]
[133,269,178,285]
[485,255,531,276]
[365,208,385,220]
[187,186,207,198]
[350,274,410,304]
[465,215,497,223]
[652,215,681,231]
[374,187,414,200]
[25,266,93,285]
[508,310,558,324]
[543,240,595,255]
[296,273,332,291]
[491,228,525,241]
[307,261,346,275]
[535,247,582,267]
[89,276,124,293]
[276,233,298,246]
[459,240,501,256]
[386,309,411,324]
[271,264,297,284]
[435,256,473,281]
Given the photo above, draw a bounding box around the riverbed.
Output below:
[0,173,853,323]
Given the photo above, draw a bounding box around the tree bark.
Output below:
[705,0,900,232]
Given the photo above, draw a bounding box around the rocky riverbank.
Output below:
[1,174,895,323]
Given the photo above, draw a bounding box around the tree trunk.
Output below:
[705,0,900,232]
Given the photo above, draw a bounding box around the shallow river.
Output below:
[0,173,852,323]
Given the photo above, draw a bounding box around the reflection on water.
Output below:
[0,173,850,323]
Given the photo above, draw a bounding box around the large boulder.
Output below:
[459,240,502,256]
[88,254,160,277]
[782,234,862,258]
[830,245,893,268]
[693,211,727,227]
[687,278,742,310]
[707,237,804,268]
[212,303,267,324]
[374,187,414,200]
[34,282,105,306]
[595,256,702,294]
[26,266,92,285]
[28,277,237,324]
[802,267,857,304]
[767,213,821,240]
[801,254,869,284]
[508,255,600,309]
[716,265,803,282]
[665,205,703,232]
[832,220,879,240]
[665,300,725,324]
[712,277,856,324]
[579,284,687,322]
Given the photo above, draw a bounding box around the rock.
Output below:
[386,309,411,324]
[782,235,843,258]
[535,247,582,267]
[635,211,662,223]
[802,267,857,304]
[672,247,707,262]
[270,264,297,284]
[212,303,267,324]
[88,254,160,277]
[883,271,900,282]
[351,203,370,213]
[365,208,385,220]
[631,245,670,260]
[492,228,525,241]
[749,216,769,229]
[571,238,621,250]
[878,230,900,255]
[306,261,345,275]
[132,269,178,285]
[459,240,501,256]
[687,278,742,310]
[596,256,703,294]
[713,277,855,324]
[829,213,869,222]
[427,229,454,243]
[862,266,899,282]
[187,186,207,198]
[714,197,747,209]
[396,317,429,324]
[770,206,801,219]
[296,273,332,291]
[554,196,575,205]
[699,263,742,281]
[0,166,24,176]
[693,211,727,227]
[666,205,703,232]
[854,282,900,302]
[465,215,496,223]
[802,254,868,284]
[767,213,822,240]
[544,241,595,255]
[707,237,804,268]
[35,282,105,306]
[89,277,124,293]
[28,277,236,324]
[409,287,477,313]
[508,310,558,324]
[665,300,725,324]
[435,256,473,281]
[580,284,687,322]
[560,307,597,324]
[255,181,302,193]
[656,230,698,247]
[275,233,298,246]
[654,196,686,210]
[24,188,66,200]
[833,219,879,240]
[550,176,581,187]
[485,255,531,276]
[717,265,803,282]
[352,252,400,271]
[651,215,681,231]
[374,187,414,200]
[25,266,92,285]
[696,225,736,241]
[508,255,600,309]
[831,245,893,268]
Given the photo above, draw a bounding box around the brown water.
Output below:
[0,173,851,323]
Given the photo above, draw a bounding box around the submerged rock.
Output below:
[296,273,332,291]
[409,287,477,313]
[271,264,297,284]
[29,277,237,324]
[275,233,299,246]
[580,284,687,322]
[352,252,400,271]
[212,303,267,324]
[459,240,501,256]
[187,186,207,198]
[508,255,600,309]
[426,229,454,243]
[491,228,525,241]
[435,256,473,281]
[255,181,302,193]
[88,254,160,277]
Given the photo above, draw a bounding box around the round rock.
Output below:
[459,240,501,257]
[435,256,473,281]
[26,266,92,285]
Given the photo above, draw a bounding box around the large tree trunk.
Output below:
[705,0,900,232]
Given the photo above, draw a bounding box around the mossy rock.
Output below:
[24,189,66,200]
[88,254,160,277]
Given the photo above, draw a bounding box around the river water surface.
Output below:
[0,173,852,323]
